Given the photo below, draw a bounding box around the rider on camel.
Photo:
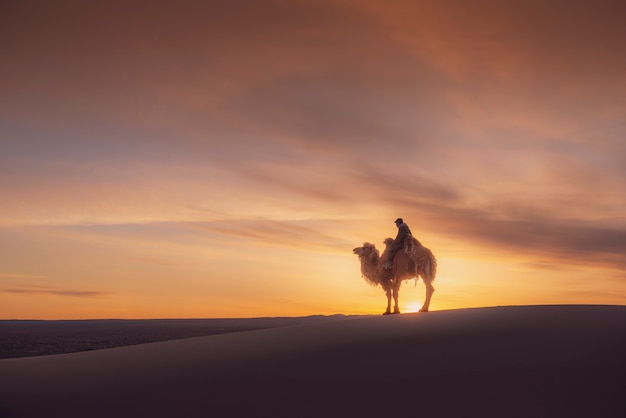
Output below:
[384,218,412,270]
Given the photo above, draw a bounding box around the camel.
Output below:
[353,236,437,315]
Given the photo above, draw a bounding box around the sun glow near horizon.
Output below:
[404,301,423,313]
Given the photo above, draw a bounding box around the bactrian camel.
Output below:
[353,236,437,314]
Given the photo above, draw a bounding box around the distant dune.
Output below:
[0,315,359,359]
[0,305,624,418]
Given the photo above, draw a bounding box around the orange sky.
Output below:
[1,0,625,319]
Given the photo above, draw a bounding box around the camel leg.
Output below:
[392,281,401,314]
[420,281,435,312]
[383,287,392,315]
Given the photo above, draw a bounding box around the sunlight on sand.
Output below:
[404,301,422,313]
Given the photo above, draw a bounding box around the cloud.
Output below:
[414,202,626,271]
[193,219,353,253]
[1,286,111,298]
[338,163,626,271]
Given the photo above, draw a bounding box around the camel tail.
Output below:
[425,247,437,282]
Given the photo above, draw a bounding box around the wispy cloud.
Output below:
[193,219,353,252]
[414,202,626,270]
[1,286,111,298]
[343,164,626,270]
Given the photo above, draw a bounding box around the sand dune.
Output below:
[0,305,624,417]
[0,315,356,359]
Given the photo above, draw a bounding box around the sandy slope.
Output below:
[0,305,624,418]
[0,315,357,359]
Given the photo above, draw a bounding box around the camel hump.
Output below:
[403,235,421,253]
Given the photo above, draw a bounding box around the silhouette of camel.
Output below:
[353,237,437,314]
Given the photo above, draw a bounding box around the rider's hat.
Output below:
[394,218,403,224]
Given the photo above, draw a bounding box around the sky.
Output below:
[1,0,625,319]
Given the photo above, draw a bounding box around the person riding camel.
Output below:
[384,218,413,270]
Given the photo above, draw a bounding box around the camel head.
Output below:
[353,242,381,286]
[353,242,379,260]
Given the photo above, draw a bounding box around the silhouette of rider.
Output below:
[384,218,412,270]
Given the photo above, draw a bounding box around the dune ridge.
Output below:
[1,305,624,417]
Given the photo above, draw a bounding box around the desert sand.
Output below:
[0,315,354,359]
[0,305,624,418]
